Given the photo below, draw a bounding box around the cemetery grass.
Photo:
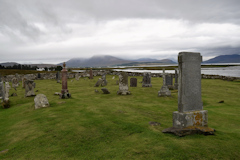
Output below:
[0,76,240,159]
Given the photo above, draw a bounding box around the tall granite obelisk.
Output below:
[163,52,214,136]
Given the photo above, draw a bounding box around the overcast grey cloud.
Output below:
[0,0,240,64]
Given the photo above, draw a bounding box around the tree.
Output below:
[55,66,63,71]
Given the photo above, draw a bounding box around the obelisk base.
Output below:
[163,110,215,136]
[59,90,71,99]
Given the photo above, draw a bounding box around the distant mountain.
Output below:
[0,62,57,68]
[120,59,176,66]
[133,58,159,62]
[0,62,20,67]
[61,55,131,67]
[204,54,240,63]
[59,58,87,67]
[61,55,176,67]
[158,59,176,64]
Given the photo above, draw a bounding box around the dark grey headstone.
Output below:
[166,74,174,90]
[174,68,178,90]
[142,72,152,87]
[101,88,110,94]
[158,69,171,97]
[166,75,173,86]
[130,78,137,87]
[56,71,60,80]
[38,73,41,79]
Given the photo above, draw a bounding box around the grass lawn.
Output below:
[0,75,240,159]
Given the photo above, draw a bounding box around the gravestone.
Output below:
[94,78,103,87]
[3,82,11,101]
[22,77,27,88]
[101,74,107,86]
[75,76,80,81]
[2,82,10,108]
[142,72,152,87]
[101,88,110,94]
[163,52,214,136]
[158,69,171,97]
[37,73,41,79]
[130,78,137,87]
[12,78,18,90]
[0,74,4,99]
[0,82,4,100]
[89,69,93,79]
[117,72,131,95]
[56,71,60,83]
[34,94,50,109]
[166,74,174,90]
[60,62,71,99]
[25,80,36,97]
[15,73,20,82]
[174,68,178,90]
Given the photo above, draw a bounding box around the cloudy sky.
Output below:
[0,0,240,64]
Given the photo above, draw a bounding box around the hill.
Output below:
[204,54,240,63]
[60,55,131,67]
[0,62,57,68]
[61,55,176,67]
[0,62,20,67]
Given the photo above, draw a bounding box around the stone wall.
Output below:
[1,70,239,82]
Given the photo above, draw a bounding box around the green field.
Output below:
[0,75,240,159]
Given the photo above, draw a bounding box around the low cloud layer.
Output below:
[0,0,240,64]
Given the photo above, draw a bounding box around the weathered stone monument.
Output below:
[0,74,4,99]
[158,69,171,97]
[101,74,107,86]
[166,74,174,90]
[56,71,61,83]
[34,94,50,109]
[25,80,36,97]
[94,78,103,87]
[4,82,11,101]
[163,52,214,136]
[60,62,71,98]
[101,88,110,94]
[2,82,10,108]
[12,77,18,90]
[22,77,27,88]
[117,72,131,95]
[89,69,93,79]
[142,72,152,87]
[0,82,4,100]
[130,78,137,87]
[174,68,178,90]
